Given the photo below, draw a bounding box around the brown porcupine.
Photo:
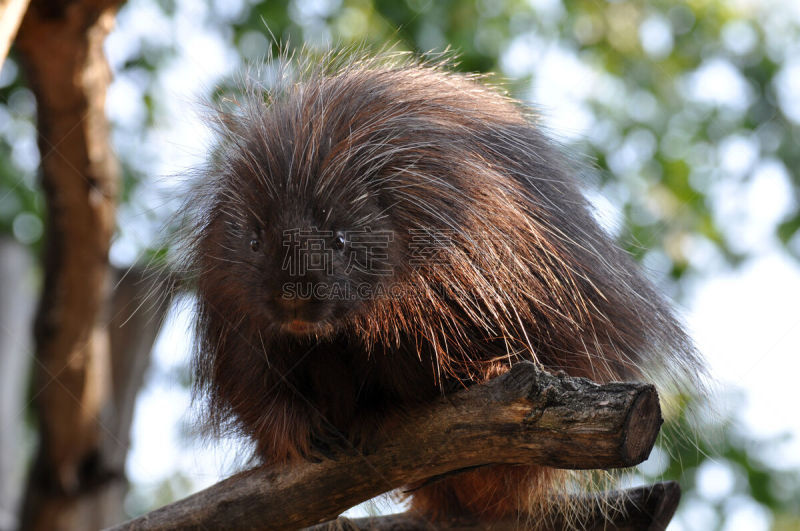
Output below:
[176,51,703,524]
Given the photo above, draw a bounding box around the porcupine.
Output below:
[176,51,702,525]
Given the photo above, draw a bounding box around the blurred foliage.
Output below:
[122,471,195,519]
[0,60,44,254]
[3,0,800,528]
[641,395,800,529]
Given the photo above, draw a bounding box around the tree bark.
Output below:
[0,0,30,67]
[13,1,129,529]
[109,362,663,530]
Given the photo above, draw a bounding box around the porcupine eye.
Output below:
[332,232,345,251]
[249,236,260,252]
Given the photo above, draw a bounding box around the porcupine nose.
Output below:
[275,296,306,313]
[274,295,325,334]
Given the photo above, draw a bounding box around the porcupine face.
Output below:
[250,199,397,337]
[197,120,402,340]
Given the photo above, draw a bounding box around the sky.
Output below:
[99,0,800,528]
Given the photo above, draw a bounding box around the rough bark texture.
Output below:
[0,238,36,531]
[0,0,30,66]
[13,1,134,529]
[108,363,664,530]
[310,481,682,530]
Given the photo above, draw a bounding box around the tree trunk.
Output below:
[14,1,130,529]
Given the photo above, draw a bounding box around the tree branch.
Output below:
[109,362,663,530]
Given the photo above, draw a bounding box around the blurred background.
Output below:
[1,0,800,529]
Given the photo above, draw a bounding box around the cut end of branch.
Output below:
[620,386,663,466]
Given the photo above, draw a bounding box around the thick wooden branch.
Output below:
[109,362,663,530]
[310,481,681,530]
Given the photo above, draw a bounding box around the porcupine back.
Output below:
[176,51,703,522]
